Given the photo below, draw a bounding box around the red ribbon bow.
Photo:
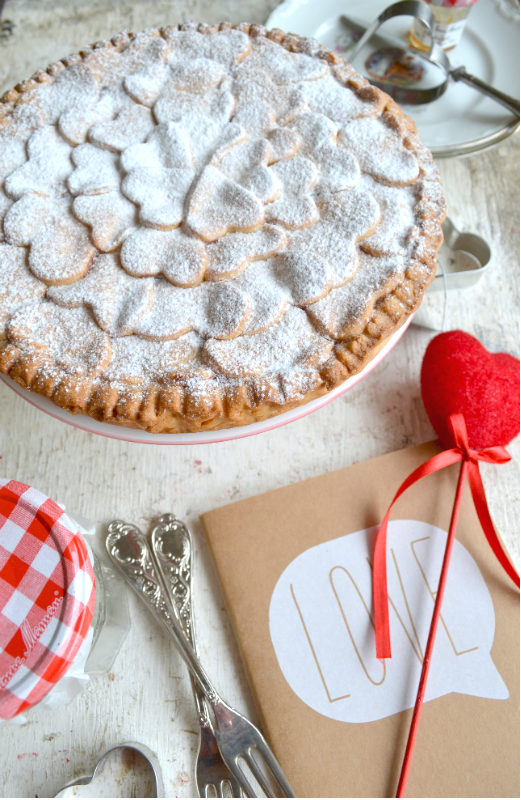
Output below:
[373,412,519,660]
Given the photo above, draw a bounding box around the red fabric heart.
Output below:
[421,330,520,450]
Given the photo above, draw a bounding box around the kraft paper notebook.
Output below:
[201,442,519,798]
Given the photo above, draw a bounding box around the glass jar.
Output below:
[409,0,478,51]
[0,478,129,721]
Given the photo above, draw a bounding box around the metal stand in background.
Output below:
[0,0,14,44]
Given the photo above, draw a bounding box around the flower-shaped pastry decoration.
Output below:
[1,25,423,396]
[4,194,95,284]
[71,104,326,286]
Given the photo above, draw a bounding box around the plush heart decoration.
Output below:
[375,328,520,797]
[421,330,520,450]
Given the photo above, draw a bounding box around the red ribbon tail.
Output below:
[373,507,392,659]
[373,449,462,659]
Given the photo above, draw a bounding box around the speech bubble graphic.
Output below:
[269,520,508,723]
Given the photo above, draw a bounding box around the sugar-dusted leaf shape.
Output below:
[123,166,194,230]
[132,280,199,340]
[47,253,155,336]
[167,56,226,92]
[186,165,264,242]
[4,194,95,285]
[265,156,318,229]
[123,36,170,106]
[122,121,193,172]
[8,302,112,377]
[234,260,289,336]
[290,190,381,287]
[153,89,240,170]
[266,127,302,163]
[4,125,72,199]
[204,305,333,378]
[339,117,419,185]
[203,282,252,340]
[213,138,280,203]
[164,28,251,67]
[0,244,46,329]
[89,102,154,152]
[238,37,327,85]
[59,85,127,146]
[68,143,121,195]
[104,332,200,383]
[134,280,253,341]
[154,78,235,131]
[206,225,286,281]
[45,62,101,125]
[121,227,207,287]
[359,182,417,257]
[72,192,136,252]
[301,72,384,124]
[120,121,196,230]
[272,251,333,306]
[305,250,405,339]
[231,73,308,134]
[289,112,360,195]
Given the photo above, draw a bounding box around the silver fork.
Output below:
[149,514,242,798]
[106,520,295,799]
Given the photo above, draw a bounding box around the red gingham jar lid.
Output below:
[0,479,96,720]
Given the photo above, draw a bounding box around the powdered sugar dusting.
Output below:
[0,244,46,326]
[5,125,72,199]
[306,250,406,338]
[204,305,333,378]
[0,25,445,420]
[104,331,200,384]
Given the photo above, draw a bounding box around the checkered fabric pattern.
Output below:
[0,479,96,719]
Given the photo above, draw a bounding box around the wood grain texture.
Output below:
[0,1,519,796]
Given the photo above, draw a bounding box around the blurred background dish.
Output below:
[266,0,520,156]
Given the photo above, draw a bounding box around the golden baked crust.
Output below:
[0,22,445,433]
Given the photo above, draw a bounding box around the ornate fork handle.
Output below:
[106,520,219,706]
[150,514,213,730]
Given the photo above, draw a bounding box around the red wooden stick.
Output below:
[395,458,468,797]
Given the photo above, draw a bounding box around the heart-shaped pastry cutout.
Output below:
[186,165,264,241]
[421,330,520,450]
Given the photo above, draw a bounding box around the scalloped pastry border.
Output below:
[0,21,446,434]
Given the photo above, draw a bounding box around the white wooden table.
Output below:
[0,1,519,796]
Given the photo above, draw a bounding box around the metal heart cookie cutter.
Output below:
[54,742,164,798]
[414,217,491,330]
[429,216,491,293]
